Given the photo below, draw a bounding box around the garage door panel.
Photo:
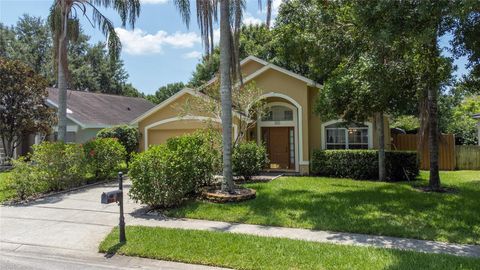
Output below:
[148,129,199,145]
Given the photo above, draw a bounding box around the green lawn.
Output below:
[99,226,480,270]
[0,172,15,202]
[166,171,480,245]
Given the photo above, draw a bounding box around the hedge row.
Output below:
[9,139,126,200]
[311,150,419,181]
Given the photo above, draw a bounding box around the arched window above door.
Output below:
[262,105,293,121]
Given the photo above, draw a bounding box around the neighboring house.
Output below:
[474,113,480,145]
[131,56,390,174]
[12,88,155,158]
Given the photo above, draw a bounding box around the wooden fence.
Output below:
[456,145,480,170]
[392,134,456,171]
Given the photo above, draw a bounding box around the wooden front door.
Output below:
[262,127,294,170]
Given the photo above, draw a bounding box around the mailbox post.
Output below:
[118,172,126,243]
[101,172,126,243]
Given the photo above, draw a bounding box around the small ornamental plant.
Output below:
[84,138,126,179]
[232,142,269,181]
[97,125,140,164]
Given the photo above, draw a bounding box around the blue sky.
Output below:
[0,0,468,95]
[0,0,275,94]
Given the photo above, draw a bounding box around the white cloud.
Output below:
[183,50,202,59]
[116,28,201,55]
[140,0,168,4]
[243,13,263,26]
[272,0,282,15]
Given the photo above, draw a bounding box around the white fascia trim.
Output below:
[242,61,321,88]
[130,88,195,124]
[45,99,86,128]
[207,55,322,89]
[240,55,270,66]
[320,119,373,150]
[144,116,239,151]
[131,88,243,125]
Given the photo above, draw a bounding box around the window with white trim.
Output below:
[262,106,293,121]
[325,122,369,149]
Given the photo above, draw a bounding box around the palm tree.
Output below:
[173,0,246,193]
[265,0,273,28]
[49,0,140,142]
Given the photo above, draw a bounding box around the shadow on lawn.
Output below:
[167,178,480,245]
[103,241,126,257]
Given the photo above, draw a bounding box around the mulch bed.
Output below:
[203,187,256,203]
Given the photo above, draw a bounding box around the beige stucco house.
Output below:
[131,56,390,174]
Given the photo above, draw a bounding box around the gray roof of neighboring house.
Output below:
[47,88,155,127]
[473,113,480,119]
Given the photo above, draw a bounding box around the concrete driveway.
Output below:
[0,181,225,270]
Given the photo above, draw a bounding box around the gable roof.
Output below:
[130,88,197,124]
[205,55,321,88]
[130,87,245,124]
[47,88,155,128]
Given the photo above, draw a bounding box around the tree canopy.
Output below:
[0,14,142,97]
[0,58,56,161]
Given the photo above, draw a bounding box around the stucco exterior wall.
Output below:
[138,92,241,151]
[252,69,310,164]
[241,60,264,77]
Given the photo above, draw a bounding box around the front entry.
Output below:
[262,127,295,170]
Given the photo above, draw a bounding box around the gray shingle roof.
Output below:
[47,88,155,127]
[473,113,480,119]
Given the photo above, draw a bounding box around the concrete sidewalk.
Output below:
[1,179,479,269]
[131,215,480,258]
[0,181,225,269]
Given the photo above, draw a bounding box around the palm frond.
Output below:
[89,0,141,28]
[85,2,122,60]
[174,0,191,27]
[196,0,218,55]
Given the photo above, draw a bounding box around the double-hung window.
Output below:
[325,122,369,149]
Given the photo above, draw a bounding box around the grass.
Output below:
[99,226,480,270]
[166,171,480,245]
[0,172,15,202]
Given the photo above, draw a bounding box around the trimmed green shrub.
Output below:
[84,138,126,179]
[31,142,86,191]
[233,142,269,180]
[385,151,419,181]
[9,158,44,200]
[129,131,220,208]
[311,150,418,181]
[97,125,140,162]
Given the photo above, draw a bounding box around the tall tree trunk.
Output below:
[428,78,440,190]
[57,3,69,142]
[265,0,273,28]
[376,112,386,181]
[219,0,234,193]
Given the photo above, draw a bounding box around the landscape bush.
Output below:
[129,131,220,208]
[97,125,140,163]
[31,142,87,190]
[84,138,126,179]
[311,150,418,181]
[232,142,269,180]
[8,158,43,200]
